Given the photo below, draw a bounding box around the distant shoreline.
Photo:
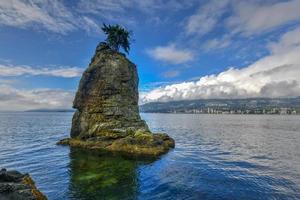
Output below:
[140,97,300,115]
[140,112,299,115]
[25,109,75,112]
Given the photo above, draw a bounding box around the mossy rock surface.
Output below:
[61,43,175,158]
[70,45,150,138]
[58,131,174,158]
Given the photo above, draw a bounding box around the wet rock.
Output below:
[58,132,175,157]
[58,43,174,157]
[0,168,47,200]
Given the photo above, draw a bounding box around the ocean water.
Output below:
[0,112,300,200]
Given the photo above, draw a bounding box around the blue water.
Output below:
[0,112,300,200]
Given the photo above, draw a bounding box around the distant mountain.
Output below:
[25,108,75,112]
[140,97,300,114]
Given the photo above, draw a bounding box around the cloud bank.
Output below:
[141,27,300,103]
[0,85,74,111]
[0,0,101,34]
[228,0,300,35]
[0,64,83,78]
[0,0,195,34]
[185,0,300,37]
[0,63,81,110]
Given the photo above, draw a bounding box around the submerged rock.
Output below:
[0,168,47,200]
[58,43,174,157]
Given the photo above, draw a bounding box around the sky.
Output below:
[0,0,300,111]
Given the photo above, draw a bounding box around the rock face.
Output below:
[0,168,47,200]
[58,43,174,157]
[71,43,149,138]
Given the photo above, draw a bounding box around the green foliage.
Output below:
[101,23,132,54]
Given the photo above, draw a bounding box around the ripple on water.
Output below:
[1,113,300,199]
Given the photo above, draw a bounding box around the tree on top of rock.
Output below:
[101,23,132,54]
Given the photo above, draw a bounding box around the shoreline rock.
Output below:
[0,168,47,200]
[58,43,174,157]
[58,132,174,157]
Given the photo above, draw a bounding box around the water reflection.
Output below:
[68,148,153,200]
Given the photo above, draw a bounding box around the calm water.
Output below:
[0,112,300,200]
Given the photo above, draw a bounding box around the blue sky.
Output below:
[0,0,300,110]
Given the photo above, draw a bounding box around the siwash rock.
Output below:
[70,43,149,138]
[58,43,174,157]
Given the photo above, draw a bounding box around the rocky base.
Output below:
[0,168,47,200]
[58,131,174,158]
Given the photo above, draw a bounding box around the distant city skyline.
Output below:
[0,0,300,110]
[140,97,300,114]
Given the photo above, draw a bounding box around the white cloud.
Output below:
[77,0,196,14]
[227,0,300,35]
[185,0,229,36]
[184,0,300,42]
[76,0,198,26]
[203,35,232,51]
[147,44,194,64]
[0,85,74,111]
[268,26,300,53]
[80,16,102,34]
[0,64,83,78]
[0,0,198,34]
[0,0,100,34]
[141,27,300,103]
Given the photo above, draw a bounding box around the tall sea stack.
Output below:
[58,43,174,157]
[71,43,149,138]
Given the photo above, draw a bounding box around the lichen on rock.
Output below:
[0,168,47,200]
[58,43,174,157]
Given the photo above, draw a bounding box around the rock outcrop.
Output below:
[58,43,174,157]
[0,168,47,200]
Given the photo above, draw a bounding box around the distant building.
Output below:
[280,108,288,115]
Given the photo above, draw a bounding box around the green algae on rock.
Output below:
[58,43,174,157]
[58,132,174,157]
[0,168,47,200]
